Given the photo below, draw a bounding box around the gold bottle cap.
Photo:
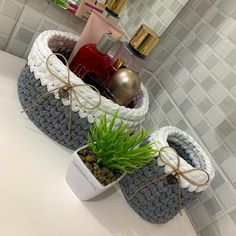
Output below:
[113,58,125,71]
[129,24,160,57]
[105,0,127,16]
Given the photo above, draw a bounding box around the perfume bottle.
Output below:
[109,57,125,77]
[83,73,106,93]
[103,0,127,24]
[113,24,160,73]
[69,33,115,80]
[83,58,125,93]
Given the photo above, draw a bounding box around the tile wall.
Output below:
[139,0,236,235]
[1,0,236,235]
[0,0,86,58]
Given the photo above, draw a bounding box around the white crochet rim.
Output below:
[149,126,214,193]
[27,30,149,129]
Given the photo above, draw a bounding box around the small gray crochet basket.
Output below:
[120,126,214,224]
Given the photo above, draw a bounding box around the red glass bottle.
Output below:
[69,33,115,81]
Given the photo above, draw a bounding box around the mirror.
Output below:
[49,1,80,15]
[49,0,189,36]
[120,0,189,37]
[49,1,105,20]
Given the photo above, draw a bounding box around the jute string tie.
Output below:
[128,146,210,215]
[22,53,101,140]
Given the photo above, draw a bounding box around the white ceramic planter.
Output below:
[65,145,125,200]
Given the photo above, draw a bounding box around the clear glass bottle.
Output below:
[113,24,160,74]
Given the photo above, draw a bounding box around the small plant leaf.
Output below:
[87,110,158,172]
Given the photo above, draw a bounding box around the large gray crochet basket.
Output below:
[18,65,90,150]
[120,126,214,224]
[17,30,149,150]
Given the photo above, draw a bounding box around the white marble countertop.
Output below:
[0,50,197,236]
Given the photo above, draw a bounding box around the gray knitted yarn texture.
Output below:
[120,138,202,224]
[17,65,91,150]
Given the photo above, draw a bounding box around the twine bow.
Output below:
[22,53,101,140]
[128,146,210,215]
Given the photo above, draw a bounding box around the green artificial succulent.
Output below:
[87,110,158,173]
